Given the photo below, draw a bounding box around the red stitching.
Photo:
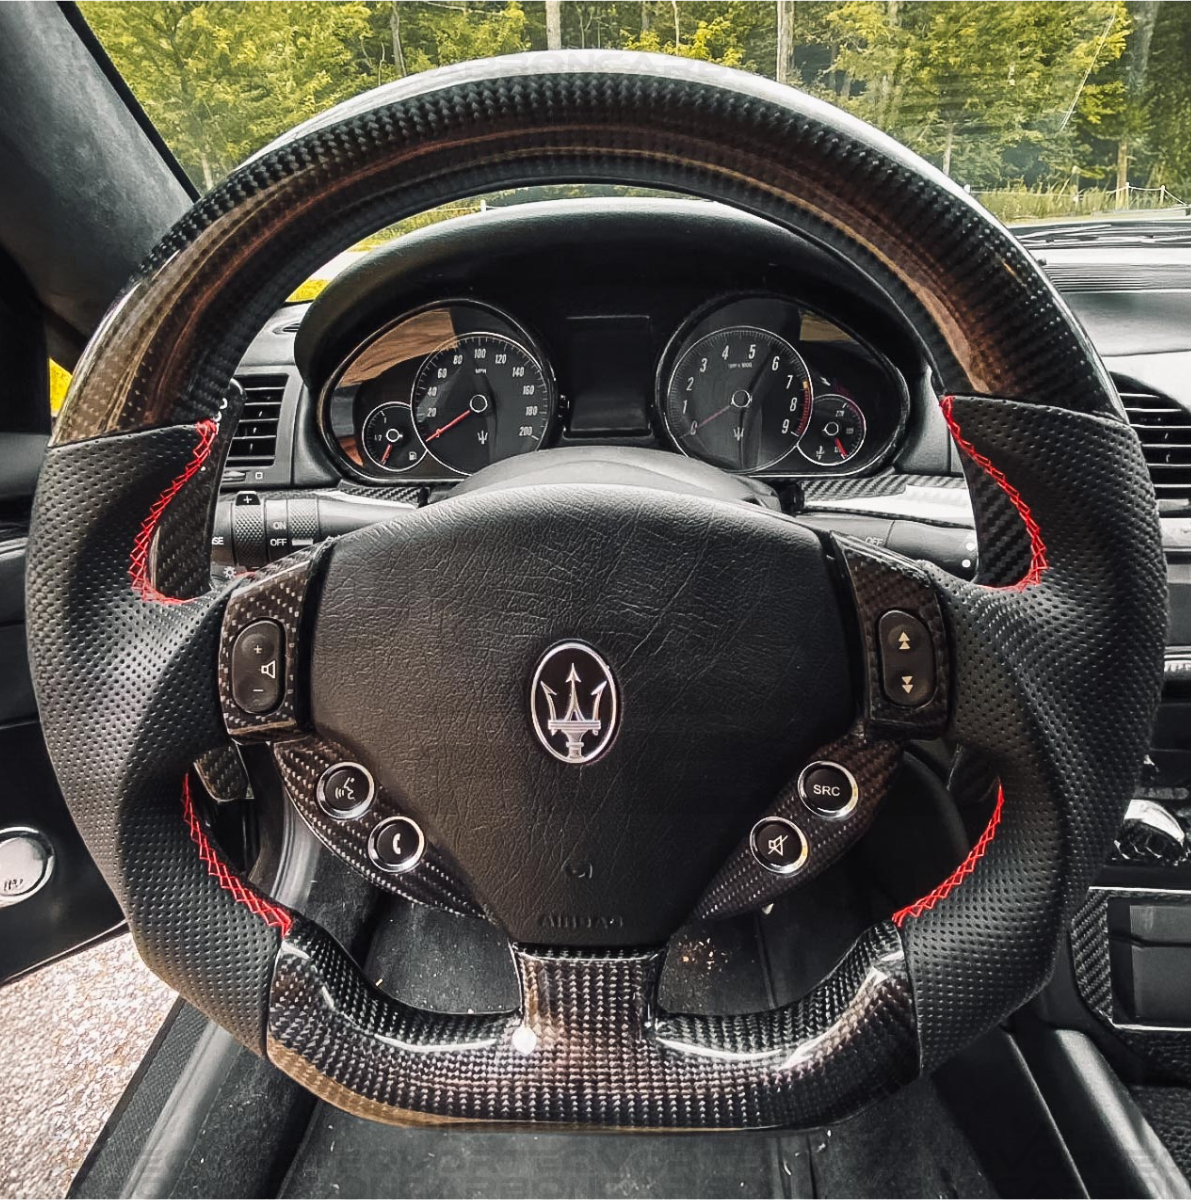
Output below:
[181,776,293,935]
[130,418,220,604]
[940,395,1048,591]
[891,785,1004,926]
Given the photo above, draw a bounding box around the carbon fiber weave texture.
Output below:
[54,54,1116,451]
[834,538,951,735]
[964,469,1037,588]
[695,725,900,921]
[267,918,916,1128]
[194,743,249,803]
[272,736,483,918]
[1071,890,1191,1084]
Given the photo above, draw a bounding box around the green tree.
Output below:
[827,1,1128,185]
[80,0,1168,217]
[82,1,535,185]
[82,1,383,185]
[1146,0,1191,196]
[395,1,530,74]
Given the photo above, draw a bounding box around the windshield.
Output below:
[83,0,1191,280]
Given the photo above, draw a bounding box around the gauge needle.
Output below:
[381,443,393,465]
[835,437,847,458]
[425,409,472,442]
[697,403,733,429]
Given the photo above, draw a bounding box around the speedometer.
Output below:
[413,334,552,474]
[663,326,813,472]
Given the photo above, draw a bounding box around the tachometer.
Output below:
[663,326,813,472]
[412,333,552,474]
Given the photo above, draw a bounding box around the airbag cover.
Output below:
[311,484,853,944]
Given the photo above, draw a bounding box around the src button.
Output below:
[230,620,284,714]
[317,762,374,820]
[877,610,936,708]
[799,761,859,818]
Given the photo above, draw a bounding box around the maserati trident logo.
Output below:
[530,641,619,765]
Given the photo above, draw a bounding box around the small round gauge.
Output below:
[412,333,552,474]
[664,326,813,472]
[360,402,424,473]
[798,394,867,468]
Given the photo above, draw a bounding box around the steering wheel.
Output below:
[26,52,1166,1129]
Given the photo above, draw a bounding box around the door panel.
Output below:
[0,498,123,985]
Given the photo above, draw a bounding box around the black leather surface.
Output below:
[451,445,779,507]
[25,428,279,1051]
[310,482,854,945]
[903,396,1166,1070]
[0,3,191,343]
[1134,1087,1191,1183]
[1031,1029,1191,1199]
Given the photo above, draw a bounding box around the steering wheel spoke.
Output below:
[696,725,900,921]
[268,913,916,1129]
[218,545,330,742]
[272,734,483,918]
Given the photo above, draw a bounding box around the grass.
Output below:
[978,183,1188,224]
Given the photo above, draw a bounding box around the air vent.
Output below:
[1119,384,1191,502]
[228,375,286,467]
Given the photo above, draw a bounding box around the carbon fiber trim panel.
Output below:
[151,396,240,602]
[272,737,482,919]
[695,726,900,921]
[218,546,327,741]
[267,919,916,1128]
[802,475,966,501]
[834,538,950,736]
[334,483,424,504]
[194,743,249,803]
[961,452,1038,588]
[1071,889,1191,1084]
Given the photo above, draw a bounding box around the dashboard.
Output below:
[278,198,940,498]
[221,199,1191,604]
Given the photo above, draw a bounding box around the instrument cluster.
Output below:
[319,294,907,483]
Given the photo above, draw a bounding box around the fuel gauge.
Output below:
[798,394,866,468]
[361,402,424,473]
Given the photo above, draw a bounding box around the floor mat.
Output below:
[279,1077,993,1199]
[1133,1085,1191,1180]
